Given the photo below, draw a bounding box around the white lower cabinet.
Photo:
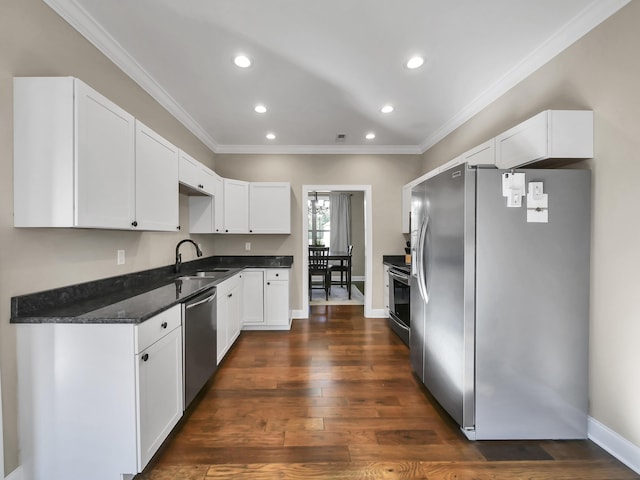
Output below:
[16,305,183,480]
[243,269,266,325]
[243,268,291,330]
[136,325,183,470]
[383,264,390,316]
[216,273,243,364]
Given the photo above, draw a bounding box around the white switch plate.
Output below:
[245,242,251,251]
[117,249,125,265]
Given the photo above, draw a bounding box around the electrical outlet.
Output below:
[245,242,251,251]
[117,250,125,265]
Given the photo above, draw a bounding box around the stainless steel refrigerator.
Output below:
[410,165,590,440]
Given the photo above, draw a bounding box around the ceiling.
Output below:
[44,0,628,154]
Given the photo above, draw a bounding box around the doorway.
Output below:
[301,185,373,317]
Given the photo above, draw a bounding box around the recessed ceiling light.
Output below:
[406,56,424,69]
[266,133,276,140]
[365,133,376,140]
[254,105,267,113]
[234,55,251,68]
[381,105,394,114]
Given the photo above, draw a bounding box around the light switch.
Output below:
[117,250,125,265]
[245,242,251,251]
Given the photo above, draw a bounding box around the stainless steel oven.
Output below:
[388,266,410,346]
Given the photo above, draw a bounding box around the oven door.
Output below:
[388,269,410,345]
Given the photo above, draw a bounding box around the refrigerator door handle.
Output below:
[417,215,430,303]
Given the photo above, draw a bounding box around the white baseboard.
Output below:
[365,308,387,318]
[588,416,640,474]
[291,309,307,319]
[351,275,365,281]
[5,466,23,480]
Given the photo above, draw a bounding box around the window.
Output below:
[308,193,330,246]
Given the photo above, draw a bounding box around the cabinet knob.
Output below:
[177,226,181,230]
[131,221,138,227]
[225,229,229,233]
[228,293,232,298]
[142,353,149,362]
[267,282,270,285]
[249,229,253,233]
[161,322,168,329]
[275,273,279,277]
[199,184,204,189]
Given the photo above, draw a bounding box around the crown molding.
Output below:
[43,0,629,157]
[418,0,631,153]
[214,144,422,155]
[42,0,220,153]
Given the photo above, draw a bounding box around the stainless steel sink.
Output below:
[197,269,229,274]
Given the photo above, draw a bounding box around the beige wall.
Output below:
[419,2,640,449]
[0,0,218,473]
[213,154,422,312]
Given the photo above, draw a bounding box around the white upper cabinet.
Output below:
[134,121,179,231]
[249,183,291,234]
[495,110,594,169]
[221,180,291,234]
[14,77,183,231]
[461,139,495,167]
[178,150,217,196]
[223,178,250,233]
[14,77,136,229]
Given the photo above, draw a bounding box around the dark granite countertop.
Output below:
[11,255,292,325]
[383,255,411,273]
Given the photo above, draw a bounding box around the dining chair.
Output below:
[308,246,330,300]
[329,244,353,299]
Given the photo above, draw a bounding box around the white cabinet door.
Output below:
[136,326,183,470]
[243,270,265,325]
[265,280,289,327]
[134,121,179,231]
[383,265,390,316]
[216,288,229,365]
[216,273,243,363]
[496,111,549,169]
[223,179,249,233]
[213,175,224,233]
[249,183,291,233]
[495,110,594,169]
[14,77,137,229]
[227,280,242,344]
[75,79,136,229]
[462,139,495,166]
[265,269,290,328]
[178,150,217,195]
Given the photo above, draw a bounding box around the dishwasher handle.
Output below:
[185,290,216,310]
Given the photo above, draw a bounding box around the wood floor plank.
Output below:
[139,305,638,480]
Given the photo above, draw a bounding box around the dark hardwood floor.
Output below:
[137,305,638,479]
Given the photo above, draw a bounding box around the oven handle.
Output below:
[390,315,410,332]
[389,270,409,284]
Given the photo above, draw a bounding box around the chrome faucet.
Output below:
[175,239,203,273]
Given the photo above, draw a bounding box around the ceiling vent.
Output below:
[335,134,346,142]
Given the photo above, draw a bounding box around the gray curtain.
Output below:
[330,192,351,252]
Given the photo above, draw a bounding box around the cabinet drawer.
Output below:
[135,305,182,354]
[266,269,289,281]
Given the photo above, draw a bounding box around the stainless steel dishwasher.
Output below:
[182,286,217,408]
